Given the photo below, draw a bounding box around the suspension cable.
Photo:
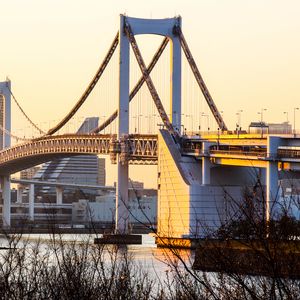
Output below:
[90,36,169,134]
[124,23,180,142]
[47,32,119,136]
[0,124,31,142]
[6,83,46,135]
[175,26,228,131]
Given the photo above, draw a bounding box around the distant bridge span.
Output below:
[0,133,158,175]
[1,133,300,176]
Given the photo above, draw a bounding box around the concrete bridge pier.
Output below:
[16,186,23,203]
[202,142,213,185]
[56,186,63,205]
[266,136,281,223]
[1,176,11,227]
[28,184,34,221]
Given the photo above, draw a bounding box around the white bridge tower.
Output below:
[116,15,182,233]
[0,80,11,227]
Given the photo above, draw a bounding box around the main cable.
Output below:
[47,32,119,136]
[90,36,169,134]
[0,124,31,142]
[6,83,46,135]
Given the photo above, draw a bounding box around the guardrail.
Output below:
[277,149,300,159]
[209,150,267,158]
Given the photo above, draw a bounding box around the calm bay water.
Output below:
[0,233,194,280]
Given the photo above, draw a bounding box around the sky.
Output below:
[1,0,300,187]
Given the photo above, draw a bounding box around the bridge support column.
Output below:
[266,136,281,223]
[0,80,11,149]
[202,142,212,185]
[16,186,23,203]
[115,15,130,234]
[28,184,34,221]
[170,20,182,132]
[1,176,11,228]
[56,186,63,205]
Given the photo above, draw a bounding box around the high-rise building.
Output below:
[33,117,106,200]
[97,158,106,186]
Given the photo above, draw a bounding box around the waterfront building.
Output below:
[20,166,40,180]
[33,117,105,202]
[72,192,157,228]
[248,121,292,134]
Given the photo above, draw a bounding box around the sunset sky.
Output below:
[1,0,300,187]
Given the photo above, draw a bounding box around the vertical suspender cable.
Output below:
[47,32,119,136]
[176,26,228,131]
[91,37,169,134]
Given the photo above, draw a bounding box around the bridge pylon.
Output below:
[115,15,182,234]
[0,81,11,227]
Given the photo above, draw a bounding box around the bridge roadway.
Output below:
[0,133,158,175]
[182,133,300,169]
[0,133,300,175]
[11,178,115,190]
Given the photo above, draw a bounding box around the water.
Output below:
[0,233,194,280]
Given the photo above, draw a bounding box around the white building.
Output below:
[72,194,157,228]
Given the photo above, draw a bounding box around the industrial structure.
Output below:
[0,16,299,243]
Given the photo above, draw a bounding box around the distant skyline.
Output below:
[1,0,300,187]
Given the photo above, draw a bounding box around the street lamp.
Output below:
[132,115,137,133]
[294,107,299,136]
[283,111,289,134]
[257,108,267,137]
[138,114,143,133]
[257,108,267,123]
[185,114,194,132]
[202,113,209,132]
[236,110,243,127]
[145,115,152,133]
[236,109,243,134]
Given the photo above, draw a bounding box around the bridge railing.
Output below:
[277,149,300,159]
[0,134,158,172]
[209,150,267,158]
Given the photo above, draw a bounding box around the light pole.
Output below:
[283,111,289,134]
[185,114,192,132]
[145,115,151,133]
[258,108,267,123]
[236,109,243,134]
[133,115,137,133]
[257,108,267,137]
[180,113,185,134]
[294,107,299,136]
[138,114,143,133]
[202,113,209,132]
[283,111,289,123]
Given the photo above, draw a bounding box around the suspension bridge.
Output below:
[0,15,299,242]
